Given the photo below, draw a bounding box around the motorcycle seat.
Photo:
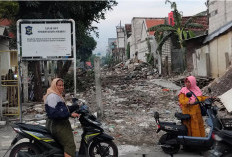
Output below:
[15,123,50,134]
[175,113,191,120]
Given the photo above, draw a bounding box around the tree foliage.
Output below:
[148,0,203,53]
[0,1,117,101]
[0,1,117,58]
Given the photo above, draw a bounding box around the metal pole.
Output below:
[94,57,103,120]
[0,55,2,119]
[18,59,23,122]
[72,19,77,97]
[17,20,23,122]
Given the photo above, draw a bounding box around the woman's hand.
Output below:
[189,98,195,105]
[71,112,80,118]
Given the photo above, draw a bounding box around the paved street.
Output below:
[0,123,203,157]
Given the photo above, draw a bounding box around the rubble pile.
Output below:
[173,76,214,89]
[21,60,231,147]
[203,65,232,96]
[80,61,182,145]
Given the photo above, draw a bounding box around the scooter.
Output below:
[5,103,118,157]
[154,92,222,155]
[205,126,232,157]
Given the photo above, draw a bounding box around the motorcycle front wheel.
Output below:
[89,140,118,157]
[9,142,41,157]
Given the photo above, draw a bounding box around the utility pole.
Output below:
[0,56,2,119]
[94,57,103,120]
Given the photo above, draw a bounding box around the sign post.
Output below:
[17,19,76,122]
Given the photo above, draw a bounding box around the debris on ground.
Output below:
[19,59,232,147]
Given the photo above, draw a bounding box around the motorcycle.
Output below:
[153,92,222,155]
[5,103,118,157]
[205,123,232,157]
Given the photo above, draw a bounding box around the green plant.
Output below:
[147,0,203,70]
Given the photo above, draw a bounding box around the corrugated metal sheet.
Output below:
[203,21,232,44]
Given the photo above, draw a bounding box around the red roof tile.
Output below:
[0,19,14,38]
[146,19,165,35]
[182,16,208,32]
[0,19,11,26]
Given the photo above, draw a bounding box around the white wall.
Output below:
[193,46,208,77]
[208,0,232,34]
[130,18,145,58]
[0,39,10,75]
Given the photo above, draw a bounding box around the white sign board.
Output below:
[20,23,72,57]
[219,88,232,112]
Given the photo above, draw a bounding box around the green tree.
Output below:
[148,0,203,71]
[0,1,117,101]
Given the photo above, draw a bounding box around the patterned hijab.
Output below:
[43,78,64,103]
[179,76,202,101]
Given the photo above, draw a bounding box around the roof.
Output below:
[182,16,208,32]
[0,19,11,26]
[203,21,232,44]
[146,19,165,35]
[0,19,14,38]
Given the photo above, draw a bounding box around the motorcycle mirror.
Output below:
[154,112,159,119]
[186,92,192,98]
[208,88,212,94]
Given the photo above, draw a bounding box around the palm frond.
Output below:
[156,32,173,54]
[147,24,173,32]
[173,10,182,28]
[183,31,188,40]
[183,17,194,29]
[188,30,195,38]
[185,23,203,29]
[25,1,39,8]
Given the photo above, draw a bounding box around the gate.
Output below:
[171,49,184,73]
[0,50,20,116]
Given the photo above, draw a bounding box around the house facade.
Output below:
[195,0,232,78]
[0,26,11,75]
[130,17,165,63]
[139,18,165,62]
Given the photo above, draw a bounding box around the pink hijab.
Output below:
[43,78,65,103]
[179,76,202,102]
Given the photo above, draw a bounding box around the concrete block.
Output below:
[0,121,6,126]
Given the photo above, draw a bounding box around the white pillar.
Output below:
[0,55,2,118]
[22,62,28,102]
[94,57,103,120]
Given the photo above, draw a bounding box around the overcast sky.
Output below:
[92,0,207,56]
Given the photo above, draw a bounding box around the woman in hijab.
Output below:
[178,76,208,137]
[44,78,79,157]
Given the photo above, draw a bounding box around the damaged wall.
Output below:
[193,45,210,77]
[195,32,232,78]
[209,32,232,78]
